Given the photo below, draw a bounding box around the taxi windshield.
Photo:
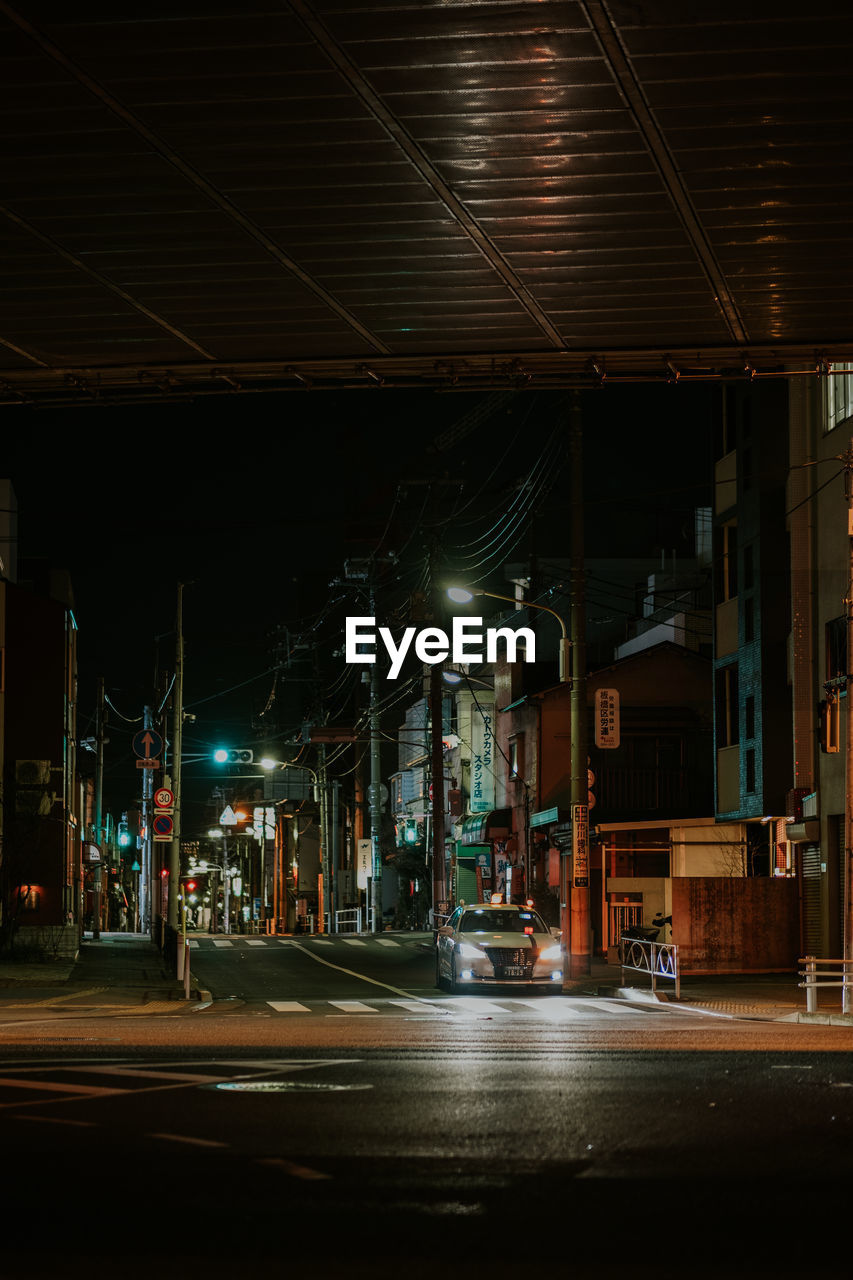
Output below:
[459,910,547,934]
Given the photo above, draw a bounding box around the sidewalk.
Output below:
[0,932,190,1007]
[0,932,851,1023]
[572,956,853,1024]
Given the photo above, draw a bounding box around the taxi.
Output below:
[435,902,563,991]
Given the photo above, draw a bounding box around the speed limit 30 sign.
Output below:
[154,787,174,810]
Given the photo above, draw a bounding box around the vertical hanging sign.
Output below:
[572,803,589,887]
[594,688,620,749]
[470,696,495,813]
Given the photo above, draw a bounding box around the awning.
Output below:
[460,810,511,846]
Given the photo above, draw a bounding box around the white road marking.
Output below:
[439,997,508,1015]
[267,1001,311,1013]
[516,999,595,1019]
[390,1000,449,1015]
[149,1133,228,1148]
[328,1001,378,1014]
[212,940,233,948]
[375,938,400,947]
[188,940,199,949]
[584,998,650,1016]
[244,939,267,947]
[77,1067,226,1082]
[342,939,367,946]
[310,939,333,946]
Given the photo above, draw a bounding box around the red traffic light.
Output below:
[184,879,197,893]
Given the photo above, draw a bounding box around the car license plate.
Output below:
[503,966,526,977]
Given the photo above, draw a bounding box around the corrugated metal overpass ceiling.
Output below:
[1,0,851,404]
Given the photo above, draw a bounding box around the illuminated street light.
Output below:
[447,585,570,682]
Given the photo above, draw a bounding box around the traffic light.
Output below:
[184,879,197,893]
[212,748,254,764]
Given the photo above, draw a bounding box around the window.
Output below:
[745,695,755,740]
[745,748,756,794]
[508,734,524,781]
[716,665,739,747]
[825,364,853,433]
[715,521,738,601]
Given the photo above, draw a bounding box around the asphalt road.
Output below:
[1,937,851,1279]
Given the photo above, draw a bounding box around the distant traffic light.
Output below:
[184,879,197,893]
[212,749,254,764]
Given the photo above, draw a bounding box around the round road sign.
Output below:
[153,814,173,837]
[155,787,174,809]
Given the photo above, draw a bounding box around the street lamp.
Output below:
[448,581,588,980]
[447,586,571,683]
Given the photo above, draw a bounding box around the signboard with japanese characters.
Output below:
[572,803,589,887]
[594,687,620,749]
[470,696,495,813]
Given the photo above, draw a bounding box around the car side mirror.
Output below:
[550,927,561,939]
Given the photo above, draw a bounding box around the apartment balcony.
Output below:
[715,595,739,659]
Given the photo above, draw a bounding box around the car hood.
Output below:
[458,931,550,948]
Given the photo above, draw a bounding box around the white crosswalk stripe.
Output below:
[244,939,267,946]
[310,939,333,946]
[515,999,597,1019]
[437,997,508,1015]
[341,939,367,946]
[390,1000,450,1015]
[212,940,233,948]
[375,938,400,947]
[328,1000,378,1013]
[267,1001,311,1013]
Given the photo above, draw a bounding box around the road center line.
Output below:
[288,941,423,1001]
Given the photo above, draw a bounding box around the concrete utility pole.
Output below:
[167,582,184,930]
[844,438,853,1012]
[567,392,590,978]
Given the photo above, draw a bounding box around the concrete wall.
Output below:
[672,876,799,973]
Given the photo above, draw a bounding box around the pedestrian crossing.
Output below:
[190,935,403,950]
[227,995,670,1020]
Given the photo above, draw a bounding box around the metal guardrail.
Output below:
[619,935,680,999]
[335,908,362,934]
[799,955,853,1014]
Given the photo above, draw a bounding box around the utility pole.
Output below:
[92,676,105,940]
[844,437,853,1012]
[139,705,154,936]
[368,569,383,931]
[167,582,184,930]
[428,554,448,920]
[568,392,590,978]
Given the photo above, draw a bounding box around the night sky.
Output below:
[5,382,713,814]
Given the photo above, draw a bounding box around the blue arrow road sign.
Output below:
[132,729,163,760]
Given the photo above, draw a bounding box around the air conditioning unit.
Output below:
[15,759,51,786]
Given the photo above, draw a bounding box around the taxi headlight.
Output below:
[456,942,483,960]
[538,944,562,962]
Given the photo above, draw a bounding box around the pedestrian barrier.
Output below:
[335,908,362,934]
[619,935,680,999]
[799,955,853,1013]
